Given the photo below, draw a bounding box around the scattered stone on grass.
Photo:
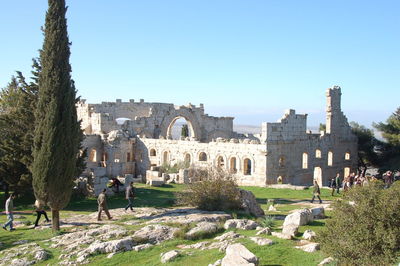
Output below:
[222,243,258,266]
[256,227,271,236]
[134,243,154,252]
[310,207,325,219]
[283,209,313,227]
[0,242,49,265]
[318,257,334,265]
[208,259,222,266]
[214,231,243,241]
[160,250,180,263]
[295,242,320,253]
[239,189,265,217]
[268,205,277,212]
[271,232,293,240]
[132,224,179,244]
[185,222,219,239]
[249,237,274,246]
[282,224,299,237]
[302,230,316,240]
[177,241,210,250]
[224,219,259,230]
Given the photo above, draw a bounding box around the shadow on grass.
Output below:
[65,186,177,212]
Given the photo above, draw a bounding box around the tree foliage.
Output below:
[373,107,400,171]
[319,181,400,265]
[32,0,82,231]
[0,65,39,193]
[349,122,380,175]
[181,124,189,138]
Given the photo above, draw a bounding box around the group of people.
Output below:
[2,181,136,231]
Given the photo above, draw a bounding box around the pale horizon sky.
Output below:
[0,1,399,128]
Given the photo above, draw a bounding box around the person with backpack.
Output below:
[33,199,50,228]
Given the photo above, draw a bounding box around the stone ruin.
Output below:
[76,86,358,194]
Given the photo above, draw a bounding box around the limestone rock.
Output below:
[10,258,34,266]
[268,205,277,212]
[133,243,153,252]
[302,230,317,240]
[256,227,271,236]
[311,207,325,219]
[84,237,134,254]
[295,243,320,253]
[13,240,29,245]
[185,222,218,239]
[214,231,243,241]
[222,243,258,266]
[132,224,179,244]
[178,241,210,250]
[239,189,265,217]
[208,240,232,252]
[224,219,259,230]
[34,250,50,261]
[160,250,180,263]
[282,224,299,237]
[249,237,274,246]
[283,209,313,227]
[271,232,293,240]
[318,257,334,265]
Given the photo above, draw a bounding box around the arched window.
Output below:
[163,151,169,164]
[184,153,191,164]
[302,153,308,169]
[345,152,350,160]
[279,156,285,167]
[217,156,225,168]
[114,152,121,163]
[328,151,333,166]
[230,157,237,174]
[198,152,207,162]
[244,158,252,175]
[89,149,97,162]
[150,149,157,157]
[315,149,321,158]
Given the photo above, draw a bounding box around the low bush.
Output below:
[319,181,400,265]
[177,167,242,212]
[257,215,275,228]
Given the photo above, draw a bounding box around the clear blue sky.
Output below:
[0,1,399,127]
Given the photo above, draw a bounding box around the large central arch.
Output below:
[159,108,202,140]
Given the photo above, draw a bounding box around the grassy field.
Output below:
[0,184,337,265]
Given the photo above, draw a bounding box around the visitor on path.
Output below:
[335,173,341,194]
[3,193,16,231]
[33,199,50,228]
[110,177,122,193]
[311,180,322,204]
[97,189,112,221]
[329,177,336,196]
[125,182,135,212]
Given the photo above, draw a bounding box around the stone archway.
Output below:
[159,108,202,141]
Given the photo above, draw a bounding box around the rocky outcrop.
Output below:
[224,219,259,230]
[0,243,48,266]
[185,222,219,239]
[132,224,179,244]
[239,189,265,217]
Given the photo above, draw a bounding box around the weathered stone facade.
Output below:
[77,86,357,189]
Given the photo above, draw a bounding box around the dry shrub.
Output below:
[177,167,242,211]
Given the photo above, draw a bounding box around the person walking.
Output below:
[33,200,50,228]
[3,193,16,231]
[335,173,341,194]
[97,189,112,221]
[311,180,322,204]
[125,182,135,212]
[329,177,336,196]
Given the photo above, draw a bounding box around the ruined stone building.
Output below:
[77,86,358,187]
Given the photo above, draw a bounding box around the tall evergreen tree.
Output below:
[374,107,400,171]
[0,66,39,195]
[181,124,189,138]
[32,0,81,231]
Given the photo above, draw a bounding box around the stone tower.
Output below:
[326,85,342,134]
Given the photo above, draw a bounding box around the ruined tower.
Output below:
[326,85,343,134]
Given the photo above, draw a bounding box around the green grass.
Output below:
[0,184,336,265]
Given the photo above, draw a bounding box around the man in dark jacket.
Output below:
[125,182,135,211]
[311,180,322,204]
[335,173,341,194]
[97,189,112,221]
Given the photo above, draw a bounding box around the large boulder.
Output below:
[295,243,320,253]
[283,209,313,227]
[224,219,259,230]
[222,243,259,266]
[132,225,179,244]
[239,189,265,217]
[282,224,299,237]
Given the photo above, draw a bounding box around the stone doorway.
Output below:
[313,167,322,187]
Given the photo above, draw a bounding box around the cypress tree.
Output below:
[32,0,81,231]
